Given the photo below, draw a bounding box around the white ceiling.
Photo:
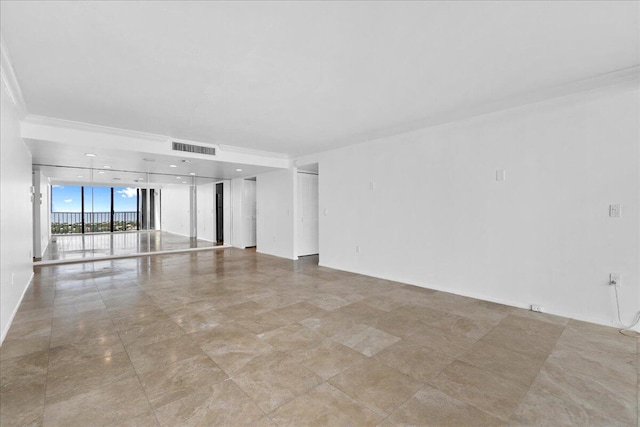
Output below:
[2,1,639,157]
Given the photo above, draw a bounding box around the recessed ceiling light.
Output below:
[85,153,96,157]
[182,182,188,184]
[189,172,196,176]
[98,171,105,174]
[176,176,182,179]
[236,168,243,172]
[169,164,177,168]
[103,165,111,169]
[77,175,83,178]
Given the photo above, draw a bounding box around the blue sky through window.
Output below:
[52,186,138,212]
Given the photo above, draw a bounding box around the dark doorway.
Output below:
[216,183,224,243]
[140,189,156,230]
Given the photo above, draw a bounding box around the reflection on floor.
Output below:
[41,231,221,261]
[1,248,637,425]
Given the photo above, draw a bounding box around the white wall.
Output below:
[1,75,34,343]
[256,168,297,260]
[197,182,216,242]
[160,185,191,237]
[32,170,50,258]
[297,84,640,329]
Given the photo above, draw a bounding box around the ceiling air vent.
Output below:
[171,141,216,156]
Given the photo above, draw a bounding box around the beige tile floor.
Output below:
[41,231,221,261]
[1,248,637,426]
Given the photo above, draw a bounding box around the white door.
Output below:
[196,183,215,242]
[243,180,257,247]
[297,173,319,256]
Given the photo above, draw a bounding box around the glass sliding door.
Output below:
[51,184,83,234]
[113,186,139,232]
[83,185,112,233]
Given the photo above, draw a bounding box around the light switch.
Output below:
[609,204,621,218]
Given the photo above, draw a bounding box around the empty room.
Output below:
[1,1,638,426]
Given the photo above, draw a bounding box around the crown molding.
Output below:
[23,114,169,142]
[24,114,291,161]
[0,34,27,116]
[315,65,640,154]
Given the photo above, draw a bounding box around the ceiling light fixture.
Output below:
[98,171,105,174]
[176,176,182,179]
[189,172,196,176]
[77,175,83,178]
[103,165,111,169]
[236,168,243,172]
[169,164,177,168]
[85,153,96,157]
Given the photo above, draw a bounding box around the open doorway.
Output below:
[216,182,224,244]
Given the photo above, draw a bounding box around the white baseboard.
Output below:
[317,262,636,332]
[1,272,34,346]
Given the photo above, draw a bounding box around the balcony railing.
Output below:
[51,211,138,235]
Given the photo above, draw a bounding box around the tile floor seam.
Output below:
[40,277,60,424]
[428,379,520,424]
[380,380,425,425]
[498,320,572,424]
[113,315,162,426]
[38,295,55,425]
[178,322,277,422]
[265,380,327,420]
[120,339,162,426]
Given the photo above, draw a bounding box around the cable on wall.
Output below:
[613,285,640,337]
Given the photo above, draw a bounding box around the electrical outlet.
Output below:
[610,273,621,287]
[530,304,544,313]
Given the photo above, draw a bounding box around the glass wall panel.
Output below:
[83,185,111,233]
[51,184,83,235]
[38,164,230,262]
[113,186,139,232]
